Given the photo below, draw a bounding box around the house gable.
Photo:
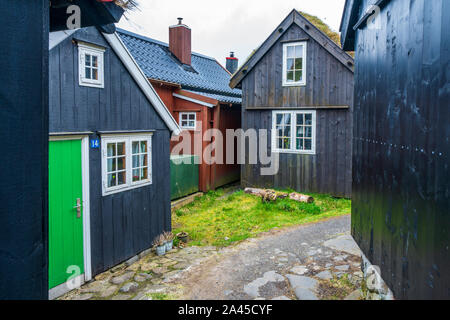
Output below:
[230,9,354,89]
[240,21,354,109]
[49,27,180,135]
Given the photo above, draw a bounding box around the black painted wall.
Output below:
[350,0,449,299]
[241,23,354,198]
[49,27,171,276]
[0,0,49,300]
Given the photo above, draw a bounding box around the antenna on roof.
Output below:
[177,17,183,25]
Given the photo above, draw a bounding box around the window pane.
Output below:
[107,158,115,172]
[140,141,147,153]
[132,155,139,168]
[296,126,304,138]
[181,121,188,127]
[108,173,116,187]
[283,114,291,125]
[297,114,304,125]
[85,67,91,79]
[140,154,147,167]
[278,138,284,149]
[118,172,126,185]
[85,54,91,66]
[297,139,304,150]
[132,169,140,182]
[286,58,295,71]
[117,142,125,156]
[141,167,148,180]
[92,68,98,80]
[132,141,139,154]
[92,55,98,68]
[304,139,312,150]
[283,138,291,149]
[188,121,195,128]
[181,114,188,120]
[287,46,295,58]
[276,114,283,125]
[305,114,312,125]
[287,71,294,81]
[305,127,312,138]
[295,58,303,70]
[277,128,283,138]
[295,70,302,82]
[188,114,195,120]
[295,45,303,58]
[117,157,126,170]
[107,143,116,157]
[283,126,291,137]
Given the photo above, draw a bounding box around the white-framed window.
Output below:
[101,134,152,196]
[78,43,105,88]
[282,41,307,86]
[272,110,316,154]
[179,112,196,130]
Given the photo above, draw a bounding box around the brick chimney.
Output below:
[169,17,191,65]
[226,52,238,74]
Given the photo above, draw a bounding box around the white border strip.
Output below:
[173,93,216,108]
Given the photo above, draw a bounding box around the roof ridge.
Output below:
[116,27,216,61]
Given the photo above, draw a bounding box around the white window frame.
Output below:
[272,110,316,155]
[282,41,307,87]
[101,134,153,196]
[78,43,105,88]
[179,112,197,130]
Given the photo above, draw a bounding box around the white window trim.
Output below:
[101,134,153,196]
[78,43,105,88]
[282,41,307,87]
[271,110,316,155]
[179,112,197,130]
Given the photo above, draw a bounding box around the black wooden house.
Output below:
[48,26,180,298]
[230,10,354,198]
[341,0,449,299]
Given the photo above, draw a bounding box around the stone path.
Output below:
[179,215,367,300]
[61,215,368,300]
[59,246,219,300]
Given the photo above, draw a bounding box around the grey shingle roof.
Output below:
[117,28,242,103]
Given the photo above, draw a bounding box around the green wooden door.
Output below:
[49,140,84,289]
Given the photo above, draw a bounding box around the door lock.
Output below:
[73,198,82,219]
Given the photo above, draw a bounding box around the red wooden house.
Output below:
[118,19,242,193]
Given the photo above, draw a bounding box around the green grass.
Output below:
[173,189,351,247]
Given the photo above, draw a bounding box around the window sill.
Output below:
[272,149,316,155]
[102,180,153,197]
[282,82,307,87]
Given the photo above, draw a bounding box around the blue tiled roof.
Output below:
[117,28,242,103]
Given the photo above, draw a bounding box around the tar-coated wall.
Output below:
[351,0,449,299]
[241,23,354,198]
[49,27,171,276]
[0,0,49,300]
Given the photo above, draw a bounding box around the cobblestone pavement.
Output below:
[179,215,368,300]
[60,246,219,300]
[61,215,367,300]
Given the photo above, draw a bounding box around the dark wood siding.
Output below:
[350,0,450,299]
[241,23,354,198]
[49,27,171,276]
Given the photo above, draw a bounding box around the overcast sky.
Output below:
[118,0,346,66]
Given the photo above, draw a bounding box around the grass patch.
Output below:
[173,188,351,247]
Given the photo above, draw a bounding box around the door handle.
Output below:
[73,198,82,219]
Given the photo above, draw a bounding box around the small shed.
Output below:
[341,0,449,299]
[48,26,180,298]
[230,10,354,198]
[118,21,242,196]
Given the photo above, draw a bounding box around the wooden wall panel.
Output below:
[49,27,172,276]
